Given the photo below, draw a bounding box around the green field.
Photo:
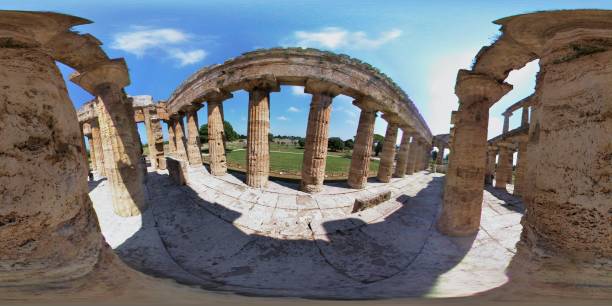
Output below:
[225,148,379,176]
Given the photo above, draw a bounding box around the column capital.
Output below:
[242,75,280,92]
[70,59,130,95]
[455,70,512,107]
[304,79,343,97]
[198,88,233,103]
[352,97,379,112]
[381,113,401,125]
[182,104,203,113]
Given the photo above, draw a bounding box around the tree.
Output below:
[268,133,274,142]
[431,150,438,161]
[298,138,306,148]
[344,138,354,149]
[374,141,383,156]
[373,134,384,143]
[328,137,345,152]
[199,120,239,143]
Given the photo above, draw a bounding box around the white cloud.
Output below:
[276,116,289,121]
[292,27,402,50]
[287,106,300,112]
[111,27,206,66]
[291,86,307,96]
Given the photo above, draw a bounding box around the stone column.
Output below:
[173,114,188,161]
[72,59,146,217]
[87,135,96,172]
[484,147,497,185]
[437,70,511,236]
[90,118,105,176]
[436,145,445,164]
[502,112,511,133]
[521,106,529,127]
[0,17,104,285]
[376,119,399,183]
[300,82,340,193]
[245,80,279,188]
[405,137,420,175]
[150,111,166,170]
[143,107,158,169]
[207,93,231,176]
[513,141,527,196]
[494,145,513,190]
[166,119,176,156]
[347,99,378,189]
[185,107,203,166]
[393,129,412,178]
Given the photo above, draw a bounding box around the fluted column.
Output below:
[166,119,176,156]
[300,81,341,193]
[485,147,497,185]
[79,123,89,171]
[90,118,105,176]
[72,59,146,217]
[186,107,203,166]
[376,119,399,183]
[513,141,527,196]
[151,114,166,170]
[502,112,511,133]
[143,107,158,169]
[208,96,231,176]
[437,70,512,236]
[393,129,411,178]
[521,106,529,127]
[245,80,279,188]
[0,18,103,283]
[405,137,420,175]
[173,114,188,161]
[87,135,96,172]
[436,146,445,164]
[494,145,513,190]
[348,99,377,189]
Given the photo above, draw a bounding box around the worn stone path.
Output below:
[90,169,524,299]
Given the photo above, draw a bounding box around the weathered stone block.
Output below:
[166,157,188,185]
[351,191,392,213]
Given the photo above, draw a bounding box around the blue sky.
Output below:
[6,0,612,144]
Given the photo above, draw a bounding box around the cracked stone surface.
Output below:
[91,169,524,299]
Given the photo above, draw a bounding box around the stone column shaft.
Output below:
[246,88,271,188]
[91,119,105,176]
[393,131,411,178]
[485,149,497,185]
[300,93,333,192]
[503,114,510,133]
[186,109,203,166]
[87,136,96,172]
[405,139,420,175]
[347,104,377,189]
[436,146,445,164]
[208,100,227,175]
[495,146,513,189]
[166,119,176,156]
[513,142,527,196]
[521,106,529,127]
[143,109,158,170]
[377,122,399,183]
[173,115,188,161]
[150,118,166,170]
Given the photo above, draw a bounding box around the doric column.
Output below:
[87,135,96,172]
[90,118,105,176]
[405,137,420,175]
[436,145,445,164]
[502,112,511,133]
[437,70,512,236]
[376,117,400,183]
[0,15,104,283]
[185,107,203,166]
[143,107,158,169]
[484,146,497,185]
[393,129,412,178]
[300,81,341,193]
[79,123,90,172]
[513,141,527,196]
[245,79,279,188]
[207,92,232,176]
[166,119,176,156]
[521,106,529,127]
[150,109,166,170]
[72,59,146,217]
[494,144,513,190]
[172,114,188,161]
[347,99,378,189]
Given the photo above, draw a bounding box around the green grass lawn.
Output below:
[226,149,379,176]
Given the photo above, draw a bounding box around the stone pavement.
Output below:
[90,169,524,299]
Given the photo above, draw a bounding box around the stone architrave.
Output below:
[376,118,399,183]
[71,59,146,217]
[300,81,341,193]
[348,99,378,189]
[393,129,412,178]
[245,79,279,188]
[185,107,203,166]
[437,70,512,236]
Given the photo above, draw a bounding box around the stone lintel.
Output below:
[455,70,513,107]
[70,58,130,95]
[304,79,343,97]
[381,113,401,124]
[352,97,379,111]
